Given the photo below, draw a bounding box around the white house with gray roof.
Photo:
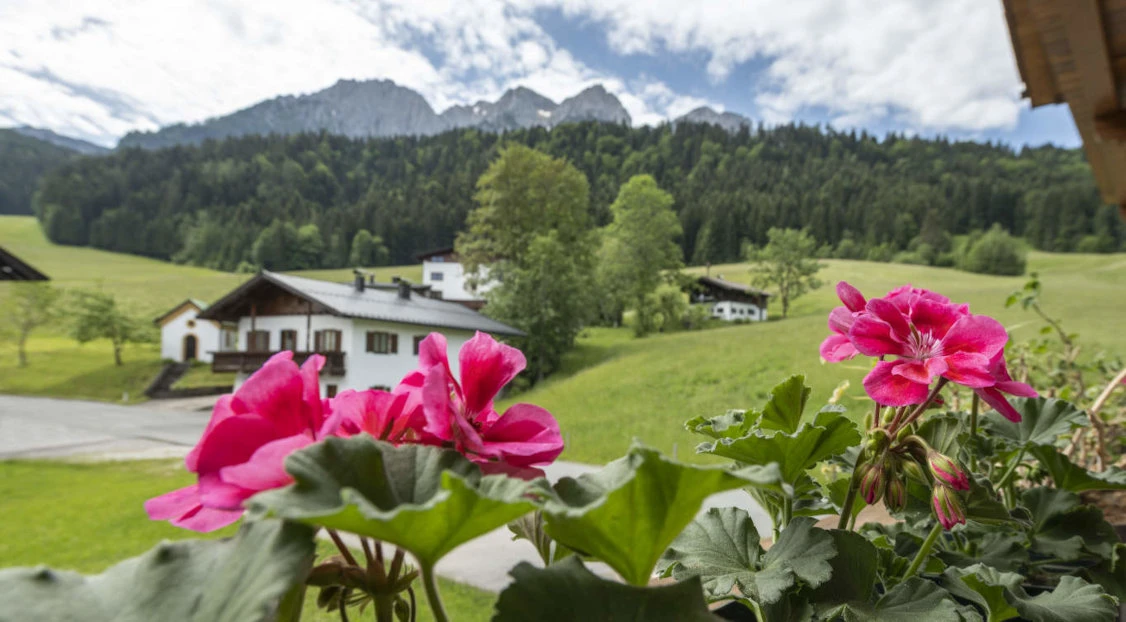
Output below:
[154,299,237,363]
[197,271,524,395]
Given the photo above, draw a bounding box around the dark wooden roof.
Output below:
[0,246,48,281]
[1003,0,1126,215]
[694,276,772,297]
[416,246,457,262]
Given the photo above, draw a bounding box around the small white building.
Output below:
[418,247,493,309]
[154,299,237,363]
[685,276,771,322]
[197,271,524,396]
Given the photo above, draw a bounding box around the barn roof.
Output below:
[694,276,772,297]
[1003,0,1126,215]
[198,271,524,337]
[0,245,48,281]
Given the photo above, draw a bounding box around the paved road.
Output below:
[0,395,770,592]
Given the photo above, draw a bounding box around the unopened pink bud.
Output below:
[932,485,966,530]
[927,450,969,491]
[859,463,886,505]
[884,477,907,512]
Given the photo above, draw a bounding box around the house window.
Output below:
[430,271,445,281]
[431,256,445,263]
[280,329,298,352]
[247,330,270,352]
[370,385,391,392]
[413,335,427,355]
[315,329,342,353]
[325,384,338,398]
[366,331,398,354]
[220,328,238,352]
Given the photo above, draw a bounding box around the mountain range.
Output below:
[114,79,741,150]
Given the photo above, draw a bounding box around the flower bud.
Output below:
[927,449,970,491]
[932,484,966,530]
[884,477,907,512]
[859,462,886,505]
[901,459,928,483]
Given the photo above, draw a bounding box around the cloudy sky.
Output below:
[0,0,1080,148]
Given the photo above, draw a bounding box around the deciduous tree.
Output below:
[3,283,60,367]
[747,228,824,319]
[70,289,153,366]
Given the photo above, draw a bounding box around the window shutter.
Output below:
[390,334,398,354]
[333,330,342,352]
[366,331,374,352]
[314,331,323,352]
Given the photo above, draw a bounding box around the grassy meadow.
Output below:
[0,460,495,621]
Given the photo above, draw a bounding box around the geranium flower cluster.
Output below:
[146,332,563,532]
[820,282,1037,421]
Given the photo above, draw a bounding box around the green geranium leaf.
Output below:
[1009,576,1118,622]
[1029,445,1126,493]
[1084,543,1126,600]
[493,557,719,622]
[809,529,879,608]
[698,411,860,485]
[941,564,1023,622]
[964,478,1023,525]
[983,398,1085,449]
[1022,488,1117,561]
[821,577,964,622]
[685,409,755,440]
[252,435,538,568]
[659,510,834,604]
[937,531,1028,573]
[917,414,965,457]
[0,519,314,622]
[543,445,783,586]
[759,374,811,434]
[508,511,572,566]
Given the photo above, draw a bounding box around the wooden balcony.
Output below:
[211,351,346,376]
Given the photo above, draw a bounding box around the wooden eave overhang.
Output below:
[1003,0,1126,215]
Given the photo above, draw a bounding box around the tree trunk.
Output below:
[17,332,28,368]
[114,343,123,367]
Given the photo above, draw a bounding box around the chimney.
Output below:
[397,280,411,300]
[353,270,365,293]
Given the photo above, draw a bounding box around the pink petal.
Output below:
[941,315,1008,359]
[145,484,202,521]
[478,461,547,481]
[421,366,456,441]
[996,379,1038,398]
[453,409,496,459]
[193,413,282,474]
[197,471,256,510]
[850,315,907,357]
[864,361,930,406]
[331,389,393,438]
[418,333,451,372]
[891,361,935,385]
[458,332,525,416]
[940,352,996,388]
[820,334,857,362]
[479,403,564,467]
[837,282,866,313]
[299,354,327,433]
[172,505,245,532]
[976,387,1023,423]
[827,307,855,335]
[219,434,313,491]
[909,299,966,339]
[233,351,309,438]
[186,394,245,472]
[866,299,912,342]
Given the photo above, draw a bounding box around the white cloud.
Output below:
[0,0,1026,146]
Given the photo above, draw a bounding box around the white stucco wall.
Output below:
[232,314,476,394]
[709,301,768,322]
[160,306,224,363]
[422,260,493,302]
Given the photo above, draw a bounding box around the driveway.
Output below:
[0,395,771,592]
[0,395,209,459]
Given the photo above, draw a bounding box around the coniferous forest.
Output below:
[31,121,1125,271]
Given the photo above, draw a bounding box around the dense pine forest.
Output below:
[31,122,1125,270]
[0,129,85,216]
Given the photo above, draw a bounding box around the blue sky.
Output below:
[0,0,1082,148]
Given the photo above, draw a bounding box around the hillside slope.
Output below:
[503,253,1126,464]
[0,129,86,215]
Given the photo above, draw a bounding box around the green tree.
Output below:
[349,229,390,267]
[747,228,824,319]
[251,219,301,270]
[69,290,152,366]
[459,144,597,382]
[3,283,60,367]
[293,223,325,270]
[597,175,683,336]
[959,224,1027,276]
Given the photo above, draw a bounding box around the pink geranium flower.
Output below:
[820,282,868,362]
[332,386,425,443]
[145,352,338,532]
[850,288,1008,406]
[973,352,1038,422]
[413,332,564,470]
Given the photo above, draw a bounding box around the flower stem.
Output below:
[995,447,1026,490]
[969,393,980,471]
[420,563,450,622]
[894,379,949,433]
[837,465,862,530]
[781,495,793,530]
[904,522,943,578]
[328,529,360,567]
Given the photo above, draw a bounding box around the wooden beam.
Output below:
[1096,109,1126,140]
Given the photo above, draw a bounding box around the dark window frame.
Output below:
[365,331,399,354]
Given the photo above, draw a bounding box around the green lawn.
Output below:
[0,460,495,621]
[500,252,1126,465]
[171,361,236,390]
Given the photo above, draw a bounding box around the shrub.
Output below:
[891,250,928,265]
[1076,234,1115,254]
[958,224,1027,276]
